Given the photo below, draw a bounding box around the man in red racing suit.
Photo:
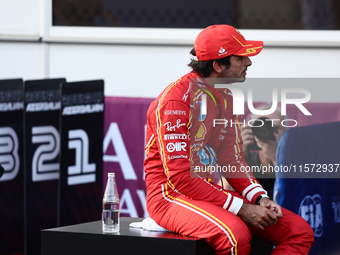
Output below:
[144,25,314,255]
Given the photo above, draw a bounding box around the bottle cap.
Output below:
[108,173,115,177]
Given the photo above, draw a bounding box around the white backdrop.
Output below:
[1,0,340,102]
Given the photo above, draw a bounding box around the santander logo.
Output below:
[219,47,226,54]
[218,47,227,56]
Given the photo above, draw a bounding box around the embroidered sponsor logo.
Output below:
[191,142,203,152]
[245,48,257,54]
[164,119,186,132]
[199,101,206,121]
[166,142,187,152]
[195,123,206,141]
[168,154,188,160]
[194,91,204,103]
[164,110,186,115]
[235,29,243,36]
[218,47,228,57]
[182,86,190,101]
[164,133,187,140]
[197,145,216,165]
[196,78,206,88]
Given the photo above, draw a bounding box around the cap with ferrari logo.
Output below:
[194,25,263,61]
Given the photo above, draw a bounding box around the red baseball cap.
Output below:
[194,25,263,61]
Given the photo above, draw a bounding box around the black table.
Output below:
[41,217,215,255]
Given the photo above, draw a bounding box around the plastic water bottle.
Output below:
[102,172,120,233]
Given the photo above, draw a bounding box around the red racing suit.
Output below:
[144,72,314,255]
[145,72,266,213]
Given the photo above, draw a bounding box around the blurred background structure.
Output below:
[1,0,340,98]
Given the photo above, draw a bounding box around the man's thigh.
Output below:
[156,195,251,255]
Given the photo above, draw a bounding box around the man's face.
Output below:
[221,56,252,81]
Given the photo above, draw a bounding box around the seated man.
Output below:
[144,24,314,254]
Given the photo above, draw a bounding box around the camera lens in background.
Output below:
[251,117,275,141]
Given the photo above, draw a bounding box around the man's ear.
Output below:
[212,61,223,73]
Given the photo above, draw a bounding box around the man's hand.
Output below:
[240,126,255,154]
[259,197,283,219]
[237,198,282,230]
[254,131,280,165]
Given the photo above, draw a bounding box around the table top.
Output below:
[43,217,202,241]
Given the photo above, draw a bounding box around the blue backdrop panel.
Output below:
[274,122,340,255]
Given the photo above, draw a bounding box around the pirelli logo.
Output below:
[164,133,187,140]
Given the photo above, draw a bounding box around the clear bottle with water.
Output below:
[102,172,120,233]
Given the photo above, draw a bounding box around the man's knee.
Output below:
[215,222,251,255]
[297,218,314,247]
[234,224,252,247]
[281,212,315,250]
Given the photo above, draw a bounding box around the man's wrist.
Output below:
[255,194,269,205]
[226,197,244,215]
